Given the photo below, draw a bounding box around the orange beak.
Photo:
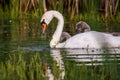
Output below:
[41,23,47,33]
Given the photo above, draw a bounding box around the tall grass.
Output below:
[0,0,119,19]
[0,50,63,80]
[0,0,120,30]
[10,0,19,19]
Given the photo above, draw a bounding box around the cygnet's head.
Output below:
[60,32,71,42]
[75,21,91,34]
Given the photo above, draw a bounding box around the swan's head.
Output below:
[40,11,54,33]
[40,19,47,33]
[40,10,64,48]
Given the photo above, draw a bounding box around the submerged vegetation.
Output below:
[0,52,44,80]
[0,50,120,80]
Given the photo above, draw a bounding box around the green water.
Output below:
[0,18,120,80]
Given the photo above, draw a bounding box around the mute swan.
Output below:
[40,10,120,48]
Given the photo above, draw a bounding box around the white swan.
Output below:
[40,10,120,48]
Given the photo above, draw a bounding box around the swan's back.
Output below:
[57,31,120,48]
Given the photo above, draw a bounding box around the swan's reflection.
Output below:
[65,48,120,66]
[50,48,65,80]
[47,48,120,80]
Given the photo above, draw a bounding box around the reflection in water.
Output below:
[49,48,120,79]
[45,66,54,80]
[21,45,49,51]
[50,49,65,80]
[64,48,120,66]
[20,46,65,80]
[20,45,120,80]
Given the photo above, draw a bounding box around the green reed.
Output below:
[0,50,62,80]
[1,0,120,29]
[64,59,120,80]
[0,50,120,80]
[0,52,44,80]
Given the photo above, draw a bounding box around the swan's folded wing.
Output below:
[57,31,120,48]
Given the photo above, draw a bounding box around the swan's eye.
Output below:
[41,19,46,25]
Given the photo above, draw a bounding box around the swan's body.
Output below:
[57,31,120,48]
[40,10,120,48]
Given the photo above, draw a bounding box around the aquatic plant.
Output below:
[0,52,44,80]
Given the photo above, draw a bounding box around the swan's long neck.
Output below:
[51,12,64,46]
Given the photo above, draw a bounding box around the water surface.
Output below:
[0,19,120,80]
